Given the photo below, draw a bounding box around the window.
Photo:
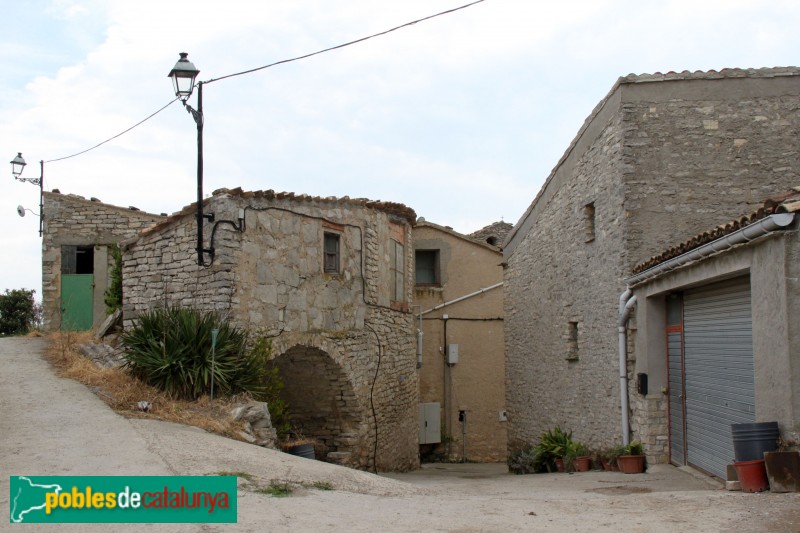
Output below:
[61,245,94,274]
[391,239,405,301]
[566,321,579,361]
[583,203,595,243]
[324,232,340,273]
[415,250,439,285]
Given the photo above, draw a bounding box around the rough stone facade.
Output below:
[504,67,800,463]
[414,221,506,462]
[41,191,163,331]
[122,188,419,472]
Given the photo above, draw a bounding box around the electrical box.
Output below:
[447,344,459,365]
[418,402,441,444]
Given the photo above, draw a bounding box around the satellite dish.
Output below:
[17,205,25,218]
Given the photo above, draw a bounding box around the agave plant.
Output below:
[121,306,267,400]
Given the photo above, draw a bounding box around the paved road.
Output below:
[2,337,799,532]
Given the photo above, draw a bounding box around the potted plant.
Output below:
[534,426,573,472]
[617,440,646,474]
[566,441,592,472]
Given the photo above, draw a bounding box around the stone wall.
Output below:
[41,191,163,331]
[504,108,627,452]
[504,68,800,457]
[122,189,419,471]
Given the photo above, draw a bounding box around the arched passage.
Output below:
[273,344,363,464]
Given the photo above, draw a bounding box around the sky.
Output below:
[2,0,800,298]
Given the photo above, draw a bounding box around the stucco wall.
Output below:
[41,191,163,331]
[122,189,419,471]
[504,69,800,456]
[414,223,506,461]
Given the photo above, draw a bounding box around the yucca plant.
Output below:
[121,306,267,400]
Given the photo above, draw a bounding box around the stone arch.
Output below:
[272,343,365,466]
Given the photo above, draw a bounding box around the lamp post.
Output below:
[168,52,214,266]
[10,153,44,237]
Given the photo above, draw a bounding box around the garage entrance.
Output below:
[667,276,755,478]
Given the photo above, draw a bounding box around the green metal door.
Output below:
[61,274,94,330]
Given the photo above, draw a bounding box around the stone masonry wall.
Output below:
[122,189,419,471]
[621,74,800,269]
[504,109,627,452]
[42,191,163,331]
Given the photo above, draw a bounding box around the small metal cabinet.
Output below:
[418,402,441,444]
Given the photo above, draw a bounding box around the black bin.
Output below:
[731,422,779,462]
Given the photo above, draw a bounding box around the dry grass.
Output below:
[43,331,248,440]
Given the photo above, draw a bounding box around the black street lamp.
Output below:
[10,153,44,237]
[168,52,214,266]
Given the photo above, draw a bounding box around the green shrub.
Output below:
[104,244,123,315]
[249,337,291,439]
[533,426,573,471]
[121,307,266,400]
[0,289,37,336]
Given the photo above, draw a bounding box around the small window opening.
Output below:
[61,245,94,275]
[583,203,595,243]
[486,236,498,246]
[324,233,340,273]
[415,250,439,285]
[566,321,579,361]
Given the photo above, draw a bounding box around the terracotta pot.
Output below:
[573,456,591,472]
[554,457,565,472]
[617,455,645,474]
[735,459,770,493]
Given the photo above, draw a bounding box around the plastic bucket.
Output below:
[286,443,316,460]
[731,422,779,462]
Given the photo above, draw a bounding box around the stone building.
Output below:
[625,188,800,479]
[41,191,163,331]
[122,187,419,472]
[503,67,800,467]
[414,220,507,462]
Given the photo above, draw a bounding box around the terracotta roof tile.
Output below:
[632,187,800,274]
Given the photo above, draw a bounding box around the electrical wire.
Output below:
[205,0,485,85]
[39,0,485,165]
[44,97,180,163]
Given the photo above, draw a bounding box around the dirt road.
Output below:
[2,337,798,532]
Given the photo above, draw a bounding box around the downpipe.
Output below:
[618,288,637,446]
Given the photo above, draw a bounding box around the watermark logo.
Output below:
[9,476,237,523]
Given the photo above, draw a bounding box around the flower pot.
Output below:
[554,457,565,472]
[617,455,645,474]
[763,451,800,493]
[572,456,591,472]
[734,459,769,493]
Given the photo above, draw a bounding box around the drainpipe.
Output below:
[412,305,424,369]
[618,288,637,446]
[625,213,795,286]
[421,282,503,315]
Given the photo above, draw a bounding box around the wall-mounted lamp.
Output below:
[168,52,214,265]
[10,153,44,237]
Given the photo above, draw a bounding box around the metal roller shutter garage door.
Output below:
[683,276,755,478]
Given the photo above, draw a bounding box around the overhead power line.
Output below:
[45,98,180,163]
[206,0,485,85]
[44,0,486,164]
